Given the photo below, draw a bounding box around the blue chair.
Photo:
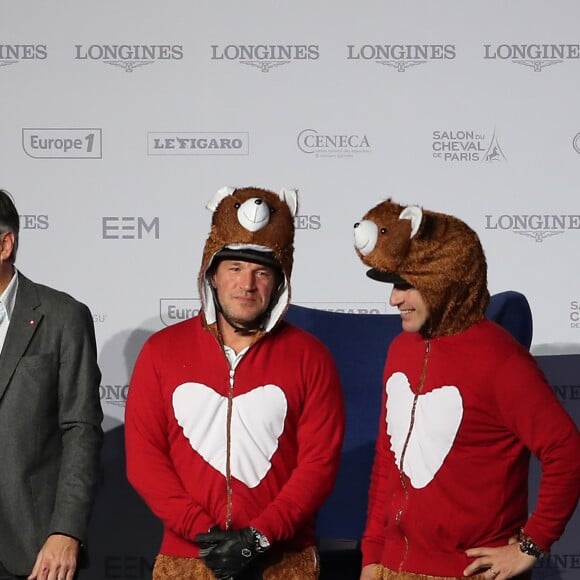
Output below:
[284,291,533,578]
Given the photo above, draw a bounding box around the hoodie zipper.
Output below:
[395,338,430,571]
[225,367,235,530]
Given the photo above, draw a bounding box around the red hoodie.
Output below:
[125,315,345,557]
[361,320,580,577]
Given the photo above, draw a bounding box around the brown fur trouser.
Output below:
[153,545,319,579]
[374,566,532,580]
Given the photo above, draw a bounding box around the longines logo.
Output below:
[573,133,580,154]
[160,298,202,326]
[19,214,49,229]
[484,214,580,242]
[100,384,128,407]
[148,132,249,155]
[432,130,506,163]
[102,217,160,239]
[210,44,319,72]
[0,44,47,67]
[535,553,580,571]
[347,44,455,72]
[297,129,371,158]
[74,44,183,72]
[295,215,321,230]
[483,43,580,72]
[22,128,102,159]
[297,302,387,314]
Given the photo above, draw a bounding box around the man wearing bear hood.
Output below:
[125,186,345,580]
[353,199,580,580]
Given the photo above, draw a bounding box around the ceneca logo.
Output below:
[210,44,319,72]
[74,44,183,72]
[148,132,249,156]
[297,302,388,314]
[346,44,455,72]
[22,128,102,159]
[432,129,506,163]
[297,129,371,158]
[484,213,579,242]
[483,43,580,72]
[0,44,47,68]
[160,299,202,326]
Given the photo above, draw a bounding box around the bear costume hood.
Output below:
[354,199,489,337]
[199,185,298,337]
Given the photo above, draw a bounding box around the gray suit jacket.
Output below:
[0,273,103,575]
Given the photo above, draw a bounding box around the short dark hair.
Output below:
[0,189,20,262]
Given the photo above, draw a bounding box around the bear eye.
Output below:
[234,203,241,209]
[380,227,387,234]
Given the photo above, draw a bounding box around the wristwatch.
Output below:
[250,527,271,553]
[517,529,546,559]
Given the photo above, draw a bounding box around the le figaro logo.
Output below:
[75,44,183,73]
[485,213,580,242]
[211,44,319,72]
[483,43,580,72]
[0,44,47,68]
[22,128,102,159]
[148,132,249,156]
[432,129,506,163]
[297,302,388,314]
[347,44,455,72]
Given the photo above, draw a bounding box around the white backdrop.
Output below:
[1,2,579,577]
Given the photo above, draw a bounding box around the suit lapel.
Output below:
[0,273,43,401]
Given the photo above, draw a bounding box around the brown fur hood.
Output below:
[354,199,489,337]
[199,186,298,334]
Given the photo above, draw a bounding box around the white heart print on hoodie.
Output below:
[386,371,463,489]
[172,382,287,488]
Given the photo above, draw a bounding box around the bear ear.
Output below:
[206,186,236,212]
[279,188,299,217]
[398,205,423,238]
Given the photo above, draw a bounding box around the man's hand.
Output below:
[28,534,79,580]
[464,540,537,579]
[195,527,265,580]
[360,563,379,580]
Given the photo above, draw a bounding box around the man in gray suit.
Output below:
[0,189,103,580]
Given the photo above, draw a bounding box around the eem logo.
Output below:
[22,128,102,159]
[297,129,371,158]
[100,384,128,408]
[74,44,183,73]
[483,43,580,72]
[160,298,202,327]
[432,129,506,163]
[346,43,456,72]
[148,132,249,156]
[102,217,160,240]
[210,44,319,72]
[0,44,47,68]
[484,214,580,242]
[297,302,388,314]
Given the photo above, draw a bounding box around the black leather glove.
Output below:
[194,527,269,580]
